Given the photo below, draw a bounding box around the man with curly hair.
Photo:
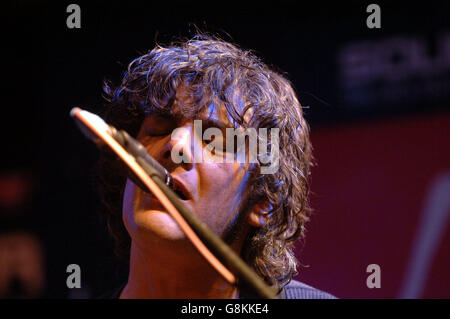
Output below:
[98,34,335,299]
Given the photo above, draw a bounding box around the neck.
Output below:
[120,241,239,299]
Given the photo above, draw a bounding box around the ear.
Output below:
[248,201,273,227]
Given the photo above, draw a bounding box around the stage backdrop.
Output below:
[295,111,450,298]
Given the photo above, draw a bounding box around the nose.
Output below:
[158,123,198,172]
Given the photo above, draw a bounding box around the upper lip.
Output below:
[171,176,192,200]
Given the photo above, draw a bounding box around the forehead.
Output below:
[144,81,255,129]
[204,103,235,128]
[166,98,235,129]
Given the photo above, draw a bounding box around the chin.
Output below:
[131,210,187,242]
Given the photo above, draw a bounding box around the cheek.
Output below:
[196,164,249,225]
[121,178,186,241]
[214,164,248,196]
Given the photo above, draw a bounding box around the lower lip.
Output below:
[147,192,190,208]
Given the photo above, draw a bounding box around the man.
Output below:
[98,34,335,299]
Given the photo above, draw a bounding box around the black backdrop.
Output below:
[3,0,449,297]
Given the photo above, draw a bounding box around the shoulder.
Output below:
[281,280,337,299]
[95,280,337,299]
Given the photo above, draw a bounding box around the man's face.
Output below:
[122,99,255,254]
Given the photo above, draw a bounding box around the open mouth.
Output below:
[173,186,187,200]
[172,179,189,200]
[144,177,190,201]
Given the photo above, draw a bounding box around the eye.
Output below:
[147,130,171,137]
[202,125,229,153]
[143,115,177,137]
[203,135,226,156]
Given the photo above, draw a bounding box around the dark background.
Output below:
[2,0,449,298]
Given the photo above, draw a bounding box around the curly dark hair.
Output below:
[98,33,313,289]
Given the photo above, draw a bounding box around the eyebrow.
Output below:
[148,112,233,131]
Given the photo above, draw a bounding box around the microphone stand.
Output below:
[71,108,279,299]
